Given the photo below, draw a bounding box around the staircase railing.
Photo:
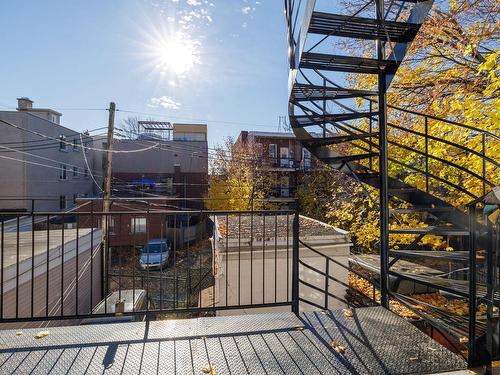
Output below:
[467,191,499,365]
[298,239,378,309]
[285,0,499,367]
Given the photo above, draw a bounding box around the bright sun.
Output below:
[153,34,200,76]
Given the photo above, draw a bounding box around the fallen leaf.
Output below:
[459,336,469,344]
[34,331,49,339]
[343,309,353,318]
[294,326,304,331]
[15,331,23,336]
[335,345,346,354]
[331,340,346,354]
[202,365,217,374]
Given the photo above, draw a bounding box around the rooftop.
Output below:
[215,214,349,242]
[0,306,466,374]
[247,131,295,139]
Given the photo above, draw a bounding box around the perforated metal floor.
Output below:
[0,307,466,374]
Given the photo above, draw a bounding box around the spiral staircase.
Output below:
[285,0,499,366]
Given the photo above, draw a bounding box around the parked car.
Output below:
[80,289,148,325]
[139,239,170,270]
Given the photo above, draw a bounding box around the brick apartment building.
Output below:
[234,131,313,200]
[77,123,209,250]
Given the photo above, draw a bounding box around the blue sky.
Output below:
[0,0,289,147]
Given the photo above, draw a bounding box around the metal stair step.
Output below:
[322,152,378,164]
[309,12,420,42]
[349,254,468,297]
[389,249,472,263]
[290,112,377,128]
[389,225,470,236]
[300,52,399,74]
[291,83,376,101]
[388,187,420,193]
[302,133,379,147]
[390,207,457,214]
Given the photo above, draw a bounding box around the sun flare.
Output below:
[152,33,200,76]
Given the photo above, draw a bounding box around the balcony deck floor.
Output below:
[0,306,466,374]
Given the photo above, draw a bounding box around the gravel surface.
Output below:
[215,214,344,239]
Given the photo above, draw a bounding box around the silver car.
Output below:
[139,239,170,270]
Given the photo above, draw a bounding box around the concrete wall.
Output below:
[0,111,95,212]
[213,240,351,316]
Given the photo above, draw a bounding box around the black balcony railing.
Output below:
[0,205,305,324]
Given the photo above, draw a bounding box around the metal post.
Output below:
[369,100,373,170]
[376,0,390,309]
[324,259,329,310]
[482,133,486,196]
[322,77,327,139]
[486,214,495,368]
[468,204,477,364]
[292,210,300,314]
[425,117,429,194]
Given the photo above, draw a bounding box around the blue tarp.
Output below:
[131,179,156,187]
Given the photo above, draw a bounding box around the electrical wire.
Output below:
[115,109,282,130]
[0,117,161,154]
[80,133,104,192]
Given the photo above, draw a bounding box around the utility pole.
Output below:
[102,102,115,300]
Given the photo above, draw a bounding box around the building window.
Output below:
[131,217,146,233]
[303,148,312,171]
[73,193,78,205]
[269,144,277,159]
[280,147,290,167]
[73,139,79,151]
[173,132,206,141]
[60,164,67,180]
[59,135,67,151]
[59,195,67,210]
[73,166,78,177]
[84,168,89,179]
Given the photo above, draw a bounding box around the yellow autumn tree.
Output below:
[298,0,499,252]
[206,137,270,211]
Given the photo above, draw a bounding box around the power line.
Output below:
[0,143,103,178]
[116,108,282,129]
[80,133,103,192]
[0,149,280,191]
[0,118,161,154]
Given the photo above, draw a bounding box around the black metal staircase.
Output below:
[285,0,499,367]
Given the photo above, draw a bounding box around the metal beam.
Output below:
[376,0,390,309]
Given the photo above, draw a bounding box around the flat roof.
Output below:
[247,131,295,139]
[215,214,349,241]
[0,228,96,268]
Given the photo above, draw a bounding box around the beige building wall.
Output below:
[211,216,352,316]
[0,110,95,212]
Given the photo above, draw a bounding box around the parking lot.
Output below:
[107,238,213,310]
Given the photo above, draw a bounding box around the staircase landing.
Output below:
[0,307,466,374]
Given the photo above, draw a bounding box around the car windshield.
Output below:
[143,243,166,254]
